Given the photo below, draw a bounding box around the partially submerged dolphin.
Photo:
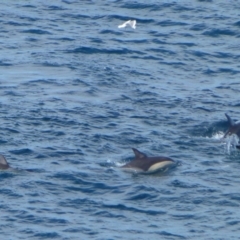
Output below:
[121,148,175,173]
[223,113,240,149]
[223,113,240,138]
[0,155,10,170]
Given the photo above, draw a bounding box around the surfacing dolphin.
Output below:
[0,155,36,172]
[223,113,240,149]
[121,148,175,173]
[223,113,240,138]
[0,154,10,170]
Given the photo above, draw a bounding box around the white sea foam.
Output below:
[118,20,136,29]
[206,132,239,154]
[224,134,239,154]
[211,131,224,140]
[115,161,125,167]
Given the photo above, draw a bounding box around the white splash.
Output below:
[118,20,137,29]
[225,134,239,154]
[106,158,125,167]
[211,131,224,140]
[206,131,239,154]
[115,161,125,167]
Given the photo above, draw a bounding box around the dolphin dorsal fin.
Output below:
[225,113,235,126]
[0,155,8,166]
[132,148,147,159]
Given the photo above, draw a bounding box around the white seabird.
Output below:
[118,20,137,29]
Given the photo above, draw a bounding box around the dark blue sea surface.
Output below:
[1,1,240,239]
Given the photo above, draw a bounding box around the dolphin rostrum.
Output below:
[121,148,175,173]
[0,155,10,170]
[223,113,240,138]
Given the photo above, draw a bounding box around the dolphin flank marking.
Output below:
[148,161,175,173]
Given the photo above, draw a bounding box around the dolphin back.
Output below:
[224,113,235,138]
[225,113,235,127]
[0,155,9,169]
[132,148,147,159]
[224,113,240,138]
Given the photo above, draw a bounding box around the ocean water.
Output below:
[1,1,240,239]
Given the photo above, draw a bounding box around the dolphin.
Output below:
[121,148,175,173]
[0,155,10,170]
[223,113,240,138]
[0,155,37,172]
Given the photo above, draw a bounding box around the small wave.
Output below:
[203,28,236,37]
[66,46,143,55]
[158,231,186,239]
[157,20,188,27]
[21,29,51,35]
[0,61,12,66]
[10,148,33,155]
[103,203,166,215]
